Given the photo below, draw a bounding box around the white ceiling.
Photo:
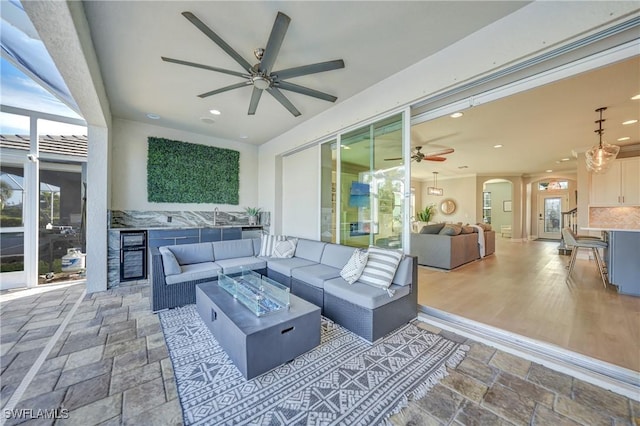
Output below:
[409,56,640,180]
[82,1,528,145]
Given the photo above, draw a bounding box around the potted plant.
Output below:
[245,207,261,225]
[414,204,436,231]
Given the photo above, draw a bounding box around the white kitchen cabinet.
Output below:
[590,157,640,206]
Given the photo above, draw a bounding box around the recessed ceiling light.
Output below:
[617,136,630,141]
[622,119,638,125]
[546,169,553,173]
[200,117,215,124]
[209,109,221,115]
[146,113,160,120]
[560,158,570,162]
[631,94,640,100]
[450,112,464,118]
[493,144,503,148]
[239,135,248,139]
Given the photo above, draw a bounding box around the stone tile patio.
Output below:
[0,282,637,425]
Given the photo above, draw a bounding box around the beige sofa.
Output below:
[410,229,495,270]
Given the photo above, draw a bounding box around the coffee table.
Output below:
[195,272,321,380]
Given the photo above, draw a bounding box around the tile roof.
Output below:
[0,134,87,158]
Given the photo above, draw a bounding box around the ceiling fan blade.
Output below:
[197,81,251,98]
[248,87,263,115]
[425,156,447,162]
[266,87,301,117]
[161,57,247,78]
[277,81,337,102]
[182,12,253,72]
[274,59,345,80]
[260,12,291,74]
[426,148,454,157]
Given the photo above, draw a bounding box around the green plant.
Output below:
[245,207,261,216]
[147,137,240,204]
[416,205,436,222]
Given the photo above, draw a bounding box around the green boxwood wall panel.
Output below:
[147,137,239,204]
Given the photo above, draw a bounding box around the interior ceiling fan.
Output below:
[161,11,345,117]
[385,146,455,163]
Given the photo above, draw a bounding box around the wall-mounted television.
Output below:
[349,181,370,207]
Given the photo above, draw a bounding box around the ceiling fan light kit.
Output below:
[162,11,345,117]
[585,107,620,174]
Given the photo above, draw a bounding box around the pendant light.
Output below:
[427,171,443,196]
[585,107,619,174]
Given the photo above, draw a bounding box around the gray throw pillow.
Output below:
[159,247,182,276]
[420,223,445,234]
[340,248,369,284]
[439,224,462,236]
[359,246,403,295]
[272,238,298,258]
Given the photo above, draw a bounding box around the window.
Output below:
[483,191,492,224]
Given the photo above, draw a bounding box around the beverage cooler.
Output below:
[120,230,147,282]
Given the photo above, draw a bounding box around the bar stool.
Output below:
[561,228,608,288]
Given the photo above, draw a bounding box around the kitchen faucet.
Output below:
[213,207,219,226]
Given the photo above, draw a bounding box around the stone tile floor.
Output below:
[0,282,637,425]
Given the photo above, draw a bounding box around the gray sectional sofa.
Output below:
[151,237,417,342]
[410,229,495,269]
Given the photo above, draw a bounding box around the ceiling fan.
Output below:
[385,146,455,163]
[161,11,345,117]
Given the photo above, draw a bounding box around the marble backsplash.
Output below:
[109,209,270,229]
[589,206,640,230]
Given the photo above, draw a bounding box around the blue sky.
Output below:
[1,0,85,135]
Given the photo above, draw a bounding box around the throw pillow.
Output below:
[159,247,181,276]
[259,234,286,257]
[420,223,445,234]
[439,224,462,236]
[359,246,403,294]
[272,238,298,258]
[340,248,369,284]
[476,223,492,231]
[461,225,475,234]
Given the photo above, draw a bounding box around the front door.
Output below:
[538,195,562,239]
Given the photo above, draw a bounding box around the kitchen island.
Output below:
[582,227,640,297]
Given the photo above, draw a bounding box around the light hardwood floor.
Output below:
[417,236,640,372]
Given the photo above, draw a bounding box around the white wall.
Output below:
[485,181,512,233]
[258,3,638,236]
[421,176,477,224]
[111,118,259,211]
[282,146,320,239]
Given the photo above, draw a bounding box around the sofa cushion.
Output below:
[320,244,356,269]
[272,238,298,258]
[168,243,214,265]
[292,264,341,288]
[359,246,403,292]
[259,234,286,256]
[324,278,410,309]
[214,257,267,275]
[420,223,445,234]
[252,237,262,256]
[476,222,492,231]
[267,257,317,277]
[165,262,221,285]
[339,248,368,284]
[213,238,254,260]
[439,224,462,236]
[159,246,181,276]
[460,225,475,234]
[392,257,412,286]
[294,239,326,262]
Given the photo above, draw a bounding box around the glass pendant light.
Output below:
[586,107,619,174]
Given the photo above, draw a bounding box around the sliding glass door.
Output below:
[321,113,406,250]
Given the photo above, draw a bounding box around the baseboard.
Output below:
[418,306,639,401]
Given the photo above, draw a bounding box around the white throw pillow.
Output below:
[259,234,286,257]
[340,248,369,284]
[272,238,298,258]
[358,246,403,294]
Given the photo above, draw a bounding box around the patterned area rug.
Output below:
[159,305,468,426]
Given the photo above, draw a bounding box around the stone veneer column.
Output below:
[86,125,109,293]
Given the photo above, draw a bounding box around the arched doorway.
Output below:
[482,178,513,239]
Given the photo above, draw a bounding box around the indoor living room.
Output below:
[408,55,640,375]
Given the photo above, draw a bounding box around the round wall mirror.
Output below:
[440,198,457,215]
